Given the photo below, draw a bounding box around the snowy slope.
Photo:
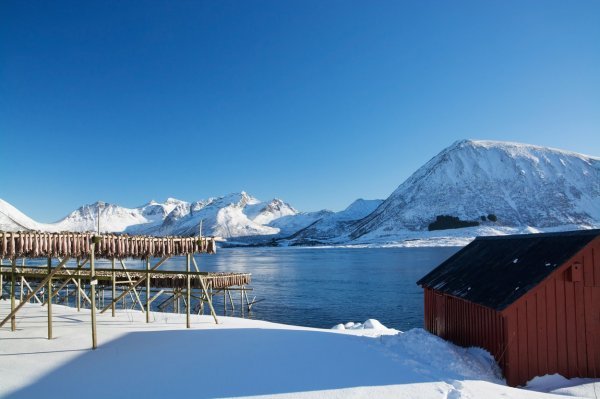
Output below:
[0,199,56,232]
[284,199,384,243]
[268,210,334,236]
[54,202,150,233]
[350,140,600,242]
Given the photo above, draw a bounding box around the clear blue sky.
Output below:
[1,1,599,222]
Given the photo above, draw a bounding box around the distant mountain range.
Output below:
[1,140,598,246]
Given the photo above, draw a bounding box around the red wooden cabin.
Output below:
[417,229,600,386]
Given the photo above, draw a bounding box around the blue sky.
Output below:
[1,1,599,221]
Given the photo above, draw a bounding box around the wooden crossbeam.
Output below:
[7,274,42,304]
[191,257,218,324]
[99,256,170,314]
[0,256,70,328]
[147,289,165,305]
[42,259,89,306]
[118,259,145,313]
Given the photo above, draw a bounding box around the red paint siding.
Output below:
[423,237,600,387]
[423,288,507,370]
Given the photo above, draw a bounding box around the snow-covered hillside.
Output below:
[1,140,598,245]
[283,199,384,244]
[0,192,362,240]
[350,140,600,242]
[0,199,55,232]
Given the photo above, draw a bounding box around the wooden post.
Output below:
[186,254,191,328]
[10,259,16,331]
[228,288,235,311]
[47,257,52,339]
[111,258,116,317]
[76,257,81,311]
[0,263,3,301]
[90,241,97,350]
[191,257,218,324]
[146,258,150,323]
[240,286,244,317]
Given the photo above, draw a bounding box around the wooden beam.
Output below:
[90,243,97,350]
[186,254,191,328]
[191,257,218,324]
[10,259,16,331]
[146,258,150,323]
[111,258,116,317]
[47,258,52,339]
[43,260,89,306]
[99,256,170,314]
[18,277,41,304]
[147,289,165,305]
[0,256,70,329]
[118,259,145,313]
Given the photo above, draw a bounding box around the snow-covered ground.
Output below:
[1,302,597,398]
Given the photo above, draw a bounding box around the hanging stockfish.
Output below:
[0,231,217,259]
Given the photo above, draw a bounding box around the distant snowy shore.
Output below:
[231,224,597,249]
[1,302,597,398]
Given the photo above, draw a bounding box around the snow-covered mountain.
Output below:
[0,192,347,240]
[1,140,598,246]
[0,199,55,232]
[283,199,384,244]
[350,140,600,242]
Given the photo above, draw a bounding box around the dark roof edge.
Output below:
[473,229,600,241]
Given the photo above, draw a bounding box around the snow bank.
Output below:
[525,374,600,398]
[331,319,392,331]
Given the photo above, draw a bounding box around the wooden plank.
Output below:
[593,245,600,287]
[90,243,97,350]
[592,287,600,377]
[555,273,568,378]
[583,250,594,287]
[574,280,587,376]
[536,286,548,376]
[517,304,529,385]
[545,278,558,373]
[583,287,596,376]
[146,258,150,323]
[564,279,577,376]
[186,254,191,328]
[191,256,218,324]
[503,310,519,386]
[47,258,52,340]
[111,258,116,317]
[526,296,538,379]
[10,259,16,331]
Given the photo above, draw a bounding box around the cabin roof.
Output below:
[416,229,600,311]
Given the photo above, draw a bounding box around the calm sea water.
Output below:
[157,246,460,331]
[28,246,458,330]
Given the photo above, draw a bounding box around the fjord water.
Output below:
[170,246,460,331]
